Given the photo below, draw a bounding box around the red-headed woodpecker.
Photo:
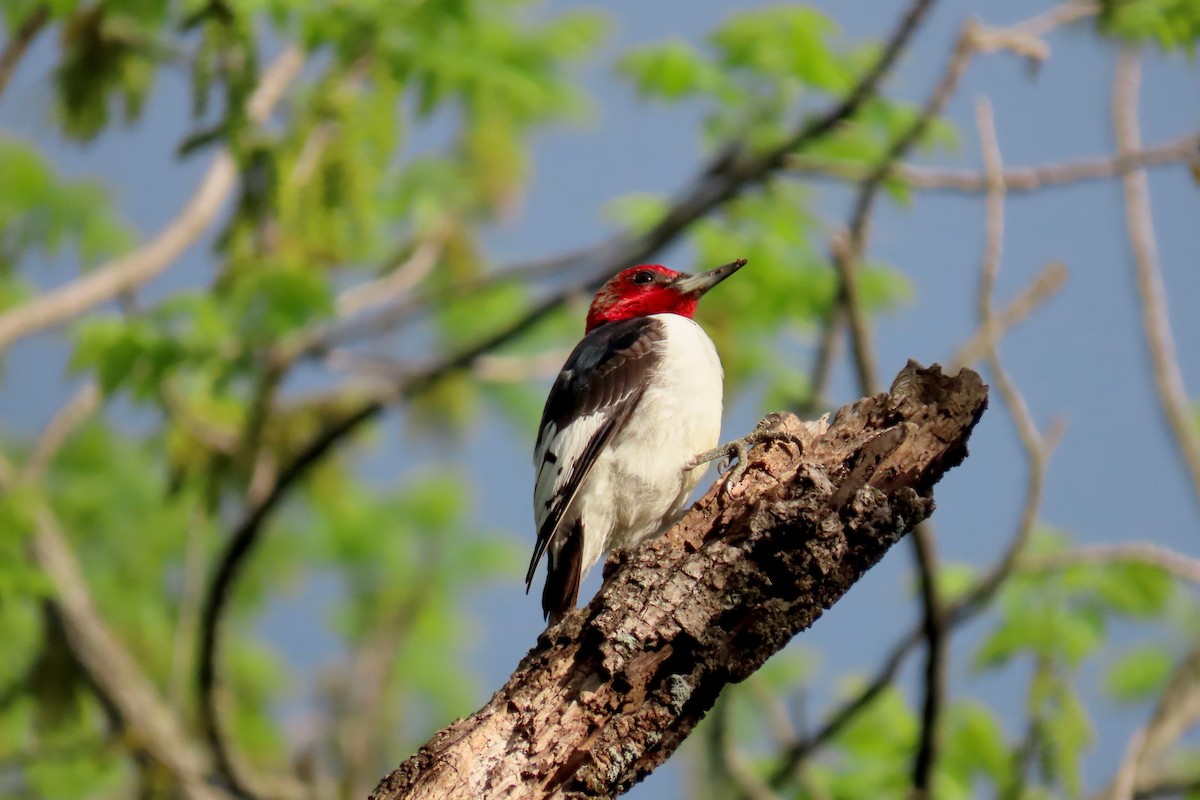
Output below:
[527,258,747,624]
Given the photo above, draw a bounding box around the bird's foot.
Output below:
[687,414,799,490]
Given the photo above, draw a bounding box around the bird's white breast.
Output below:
[575,313,724,570]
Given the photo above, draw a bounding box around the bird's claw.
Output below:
[688,415,798,493]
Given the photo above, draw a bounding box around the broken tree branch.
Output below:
[369,361,987,799]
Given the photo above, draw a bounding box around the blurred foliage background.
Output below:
[0,0,1199,798]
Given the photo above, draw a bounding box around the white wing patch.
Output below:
[532,414,607,536]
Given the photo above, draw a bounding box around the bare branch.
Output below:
[335,236,445,317]
[21,382,100,482]
[1021,543,1200,585]
[29,507,229,800]
[1112,48,1200,510]
[0,4,49,103]
[831,23,982,796]
[788,132,1200,194]
[0,46,305,354]
[971,1,1099,61]
[950,260,1068,371]
[1102,644,1200,800]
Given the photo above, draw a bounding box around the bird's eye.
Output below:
[632,270,656,285]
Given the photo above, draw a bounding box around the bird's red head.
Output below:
[585,258,747,332]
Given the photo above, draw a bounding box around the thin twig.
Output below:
[836,18,979,401]
[1021,543,1200,585]
[21,382,101,482]
[788,132,1200,193]
[944,103,1065,629]
[799,310,843,417]
[831,23,982,797]
[0,4,49,103]
[710,696,782,800]
[1102,644,1200,800]
[1112,48,1200,511]
[338,552,441,799]
[766,626,924,789]
[335,236,445,317]
[28,508,229,800]
[950,260,1068,371]
[0,46,305,354]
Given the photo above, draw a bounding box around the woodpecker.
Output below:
[527,258,747,624]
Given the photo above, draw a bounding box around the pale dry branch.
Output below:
[0,46,305,354]
[29,508,229,800]
[336,236,445,317]
[1102,644,1200,800]
[971,1,1099,61]
[1112,49,1200,509]
[21,382,100,482]
[1112,729,1148,800]
[1021,543,1200,585]
[946,99,1062,620]
[950,260,1068,372]
[787,133,1200,194]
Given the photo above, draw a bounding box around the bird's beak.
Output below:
[671,258,748,296]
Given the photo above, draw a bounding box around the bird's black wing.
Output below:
[527,316,666,590]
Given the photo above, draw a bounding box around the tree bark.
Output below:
[370,360,988,800]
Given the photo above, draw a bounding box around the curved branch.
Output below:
[0,46,304,354]
[1112,48,1200,511]
[787,132,1200,193]
[369,362,987,799]
[0,4,48,103]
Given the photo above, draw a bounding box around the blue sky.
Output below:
[2,1,1198,797]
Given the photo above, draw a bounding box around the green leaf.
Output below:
[1104,645,1175,702]
[604,192,669,234]
[975,595,1106,669]
[618,39,725,100]
[1040,680,1094,796]
[941,700,1011,786]
[0,138,134,269]
[1100,0,1200,52]
[710,5,846,90]
[229,264,334,341]
[935,561,979,606]
[1091,561,1174,617]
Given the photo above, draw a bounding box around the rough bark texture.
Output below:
[370,361,988,800]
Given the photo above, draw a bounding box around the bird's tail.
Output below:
[542,518,583,625]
